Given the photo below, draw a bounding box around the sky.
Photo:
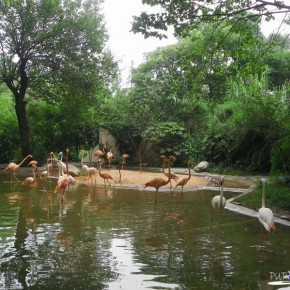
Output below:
[101,0,177,87]
[102,0,289,87]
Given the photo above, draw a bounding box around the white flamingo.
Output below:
[258,178,275,235]
[211,176,226,230]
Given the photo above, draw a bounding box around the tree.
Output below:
[204,71,290,172]
[132,0,290,39]
[0,0,117,157]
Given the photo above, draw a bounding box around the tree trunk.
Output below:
[14,95,31,156]
[5,56,31,157]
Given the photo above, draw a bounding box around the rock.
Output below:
[280,215,290,221]
[194,161,209,172]
[67,164,80,177]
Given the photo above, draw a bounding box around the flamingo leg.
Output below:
[155,189,159,203]
[211,208,214,228]
[218,209,224,228]
[13,171,20,182]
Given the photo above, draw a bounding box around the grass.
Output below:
[235,179,290,212]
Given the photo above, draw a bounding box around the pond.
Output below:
[0,173,290,290]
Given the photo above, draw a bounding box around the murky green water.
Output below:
[0,174,290,290]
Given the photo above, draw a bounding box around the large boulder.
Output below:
[194,161,209,172]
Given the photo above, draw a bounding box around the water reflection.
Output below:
[108,237,179,289]
[0,174,290,289]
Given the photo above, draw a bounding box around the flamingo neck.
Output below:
[262,182,265,208]
[19,155,31,167]
[220,183,224,206]
[98,161,102,174]
[65,151,69,175]
[58,163,64,177]
[32,167,36,181]
[167,163,171,183]
[81,151,84,167]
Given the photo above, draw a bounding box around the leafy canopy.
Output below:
[132,0,290,39]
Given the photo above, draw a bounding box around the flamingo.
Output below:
[40,155,53,180]
[54,149,75,201]
[211,176,226,230]
[121,153,129,170]
[172,161,192,195]
[80,150,97,185]
[28,160,38,167]
[94,145,106,157]
[161,155,178,188]
[144,155,174,203]
[98,158,113,187]
[22,165,38,193]
[4,154,33,181]
[258,178,275,236]
[57,151,67,173]
[106,149,114,170]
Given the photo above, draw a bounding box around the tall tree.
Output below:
[0,0,117,156]
[132,0,290,39]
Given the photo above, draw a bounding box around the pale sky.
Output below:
[102,0,289,87]
[101,0,177,86]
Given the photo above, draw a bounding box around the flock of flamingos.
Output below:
[2,148,275,237]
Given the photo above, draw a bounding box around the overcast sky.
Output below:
[101,0,177,86]
[102,0,289,87]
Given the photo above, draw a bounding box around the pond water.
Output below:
[0,174,290,290]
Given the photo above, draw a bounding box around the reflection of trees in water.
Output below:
[194,235,235,289]
[0,181,117,289]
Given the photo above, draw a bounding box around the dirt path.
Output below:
[73,168,209,188]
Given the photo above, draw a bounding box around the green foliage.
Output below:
[0,86,20,161]
[132,1,289,39]
[237,180,290,212]
[0,0,118,156]
[203,71,290,172]
[142,122,191,160]
[271,135,290,175]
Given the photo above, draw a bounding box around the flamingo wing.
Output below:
[258,207,275,232]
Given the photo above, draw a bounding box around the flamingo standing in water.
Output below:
[98,158,113,187]
[94,145,106,158]
[160,155,178,188]
[54,149,75,202]
[80,150,97,185]
[144,155,174,203]
[258,178,275,238]
[106,149,114,170]
[28,160,38,167]
[40,155,53,180]
[4,154,33,181]
[22,165,38,193]
[172,161,192,195]
[121,154,129,170]
[211,176,226,230]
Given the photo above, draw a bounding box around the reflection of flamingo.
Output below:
[98,158,113,187]
[211,176,226,230]
[22,165,38,193]
[144,156,173,203]
[106,149,114,170]
[4,154,33,181]
[172,161,192,195]
[258,178,275,236]
[121,154,129,170]
[161,155,178,188]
